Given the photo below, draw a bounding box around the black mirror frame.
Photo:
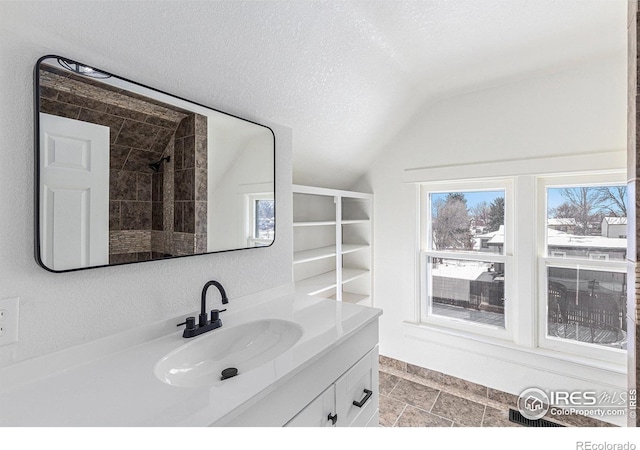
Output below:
[34,54,276,273]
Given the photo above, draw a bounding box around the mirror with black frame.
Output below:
[35,55,275,272]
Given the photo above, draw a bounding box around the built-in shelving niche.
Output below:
[293,185,373,306]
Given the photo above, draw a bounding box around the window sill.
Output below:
[402,321,627,377]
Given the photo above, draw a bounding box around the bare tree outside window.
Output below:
[431,193,472,250]
[596,185,627,217]
[470,201,489,230]
[549,186,627,236]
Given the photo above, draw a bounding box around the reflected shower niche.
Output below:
[35,56,275,272]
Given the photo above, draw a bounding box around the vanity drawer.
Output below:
[335,346,378,427]
[284,346,379,428]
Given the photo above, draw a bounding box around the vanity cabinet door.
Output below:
[335,347,378,427]
[284,385,336,427]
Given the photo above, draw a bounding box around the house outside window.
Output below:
[420,180,513,339]
[538,175,627,362]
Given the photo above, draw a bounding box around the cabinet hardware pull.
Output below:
[327,413,338,425]
[352,389,373,408]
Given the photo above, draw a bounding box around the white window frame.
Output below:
[536,173,627,365]
[419,178,514,340]
[246,193,274,247]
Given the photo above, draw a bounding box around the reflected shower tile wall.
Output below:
[39,67,189,123]
[120,201,152,230]
[109,202,120,231]
[39,97,81,119]
[163,137,175,256]
[137,173,152,202]
[173,233,196,256]
[172,114,207,255]
[152,202,163,232]
[194,115,207,251]
[151,231,165,254]
[195,169,207,202]
[110,170,137,201]
[195,202,207,235]
[109,230,151,254]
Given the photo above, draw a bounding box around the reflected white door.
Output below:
[39,113,110,271]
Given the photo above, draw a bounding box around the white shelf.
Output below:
[296,268,369,297]
[341,219,370,225]
[293,246,337,264]
[293,244,366,264]
[341,244,369,255]
[293,221,337,227]
[342,268,369,284]
[293,184,372,199]
[296,271,338,296]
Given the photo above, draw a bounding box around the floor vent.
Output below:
[508,409,564,427]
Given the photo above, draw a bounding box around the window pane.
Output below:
[546,186,627,261]
[547,266,626,349]
[429,257,505,328]
[254,199,274,239]
[430,190,505,254]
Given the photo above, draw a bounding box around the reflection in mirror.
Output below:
[35,56,275,272]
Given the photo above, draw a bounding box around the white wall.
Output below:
[0,4,292,367]
[356,54,628,417]
[208,129,274,250]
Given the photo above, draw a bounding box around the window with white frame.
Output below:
[420,180,513,338]
[538,174,627,361]
[246,194,274,247]
[416,151,635,370]
[418,172,627,364]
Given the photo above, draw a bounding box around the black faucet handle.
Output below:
[210,309,227,322]
[177,316,196,329]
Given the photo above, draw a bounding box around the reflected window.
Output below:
[247,194,274,247]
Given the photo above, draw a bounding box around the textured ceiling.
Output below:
[3,0,628,188]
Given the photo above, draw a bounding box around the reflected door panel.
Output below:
[39,113,109,270]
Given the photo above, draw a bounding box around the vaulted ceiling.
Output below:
[4,0,627,188]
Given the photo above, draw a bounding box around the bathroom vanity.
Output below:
[0,292,381,427]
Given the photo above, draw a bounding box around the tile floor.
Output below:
[379,369,519,427]
[378,357,613,427]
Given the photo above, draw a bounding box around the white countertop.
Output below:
[0,292,381,426]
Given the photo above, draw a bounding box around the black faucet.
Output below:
[178,280,228,338]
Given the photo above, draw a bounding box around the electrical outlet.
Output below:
[0,297,19,346]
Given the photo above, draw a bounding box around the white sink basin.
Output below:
[154,319,304,387]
